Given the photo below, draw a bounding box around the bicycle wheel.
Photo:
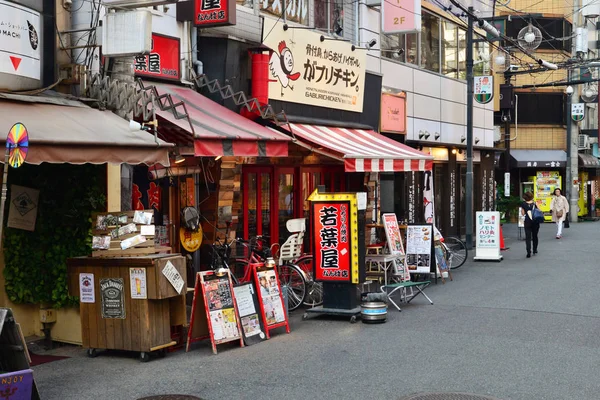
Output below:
[277,264,307,312]
[443,236,468,270]
[295,256,323,307]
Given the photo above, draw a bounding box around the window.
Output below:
[504,17,572,52]
[421,11,440,73]
[457,28,466,79]
[514,92,564,124]
[406,33,418,65]
[314,0,344,35]
[261,0,308,25]
[381,33,418,65]
[442,21,458,78]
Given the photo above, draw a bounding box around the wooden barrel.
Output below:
[360,301,387,323]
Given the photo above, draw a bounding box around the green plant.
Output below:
[595,198,600,210]
[3,164,106,308]
[496,183,522,220]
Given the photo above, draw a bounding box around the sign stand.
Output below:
[252,263,290,339]
[232,281,267,345]
[186,270,244,354]
[473,211,503,261]
[434,243,452,283]
[303,189,366,324]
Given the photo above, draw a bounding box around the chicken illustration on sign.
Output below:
[269,41,301,96]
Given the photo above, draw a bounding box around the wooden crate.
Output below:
[67,254,187,354]
[91,210,171,257]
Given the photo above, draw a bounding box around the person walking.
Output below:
[550,188,569,239]
[520,191,540,258]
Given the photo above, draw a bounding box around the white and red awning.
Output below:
[283,123,433,172]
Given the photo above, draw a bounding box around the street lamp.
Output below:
[565,85,573,212]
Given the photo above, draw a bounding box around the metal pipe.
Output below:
[465,7,474,249]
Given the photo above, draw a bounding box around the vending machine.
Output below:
[532,171,562,222]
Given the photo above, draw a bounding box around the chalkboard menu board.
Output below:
[405,225,434,274]
[186,271,244,354]
[100,278,126,319]
[233,283,266,345]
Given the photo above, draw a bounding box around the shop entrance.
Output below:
[241,166,345,246]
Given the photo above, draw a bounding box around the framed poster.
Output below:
[382,213,405,256]
[233,283,266,345]
[79,273,95,303]
[129,268,147,299]
[405,224,433,274]
[100,278,126,319]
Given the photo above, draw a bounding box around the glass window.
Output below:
[474,41,490,76]
[406,33,418,65]
[442,21,458,79]
[458,28,466,79]
[261,0,308,25]
[381,34,405,62]
[314,0,344,35]
[421,11,440,73]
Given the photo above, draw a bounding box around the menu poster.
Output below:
[256,270,286,326]
[382,213,405,256]
[204,278,234,311]
[203,275,240,342]
[405,224,433,274]
[233,283,266,345]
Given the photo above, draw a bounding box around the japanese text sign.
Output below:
[194,0,235,27]
[380,93,406,133]
[262,18,366,113]
[312,202,351,282]
[134,34,180,81]
[572,103,584,122]
[473,211,502,261]
[382,213,404,256]
[382,0,421,34]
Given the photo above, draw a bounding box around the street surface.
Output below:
[32,222,600,400]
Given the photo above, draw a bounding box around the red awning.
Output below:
[147,82,290,157]
[283,123,433,172]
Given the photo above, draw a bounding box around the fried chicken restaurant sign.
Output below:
[262,19,366,113]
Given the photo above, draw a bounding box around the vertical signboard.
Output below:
[262,19,366,113]
[308,190,359,284]
[474,211,502,261]
[405,224,433,274]
[0,0,41,81]
[381,0,421,34]
[194,0,236,27]
[474,76,493,104]
[134,34,181,81]
[572,103,585,122]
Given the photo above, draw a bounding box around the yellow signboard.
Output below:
[262,18,366,113]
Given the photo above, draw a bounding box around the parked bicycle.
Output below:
[435,228,467,270]
[209,222,308,311]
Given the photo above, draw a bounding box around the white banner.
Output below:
[0,0,41,80]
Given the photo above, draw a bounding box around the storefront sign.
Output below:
[405,225,432,274]
[0,0,40,81]
[7,185,38,231]
[79,273,95,303]
[262,19,366,113]
[518,161,563,168]
[504,172,510,196]
[100,278,126,319]
[309,190,359,284]
[194,0,235,27]
[380,92,406,133]
[261,0,308,25]
[382,0,421,34]
[134,34,180,81]
[474,211,502,261]
[572,103,585,122]
[129,268,147,300]
[474,76,493,104]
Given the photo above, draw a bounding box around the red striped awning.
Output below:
[284,123,433,172]
[145,82,290,157]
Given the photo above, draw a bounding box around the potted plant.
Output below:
[496,184,522,223]
[595,198,600,217]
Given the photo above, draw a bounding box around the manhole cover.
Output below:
[137,396,205,400]
[399,393,502,400]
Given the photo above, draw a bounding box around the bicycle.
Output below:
[436,230,468,270]
[210,223,308,311]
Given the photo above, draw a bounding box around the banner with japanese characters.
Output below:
[262,18,366,113]
[312,202,352,282]
[194,0,235,27]
[134,33,180,81]
[474,211,502,261]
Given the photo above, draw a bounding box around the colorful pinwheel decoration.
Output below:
[6,122,29,168]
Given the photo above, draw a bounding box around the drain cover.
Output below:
[137,396,205,400]
[399,393,502,400]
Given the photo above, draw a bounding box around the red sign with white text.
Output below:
[194,0,236,27]
[312,202,351,282]
[134,34,180,81]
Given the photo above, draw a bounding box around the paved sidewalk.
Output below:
[31,221,600,400]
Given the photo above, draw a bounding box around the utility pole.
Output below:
[568,0,582,223]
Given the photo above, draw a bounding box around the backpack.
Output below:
[532,204,545,223]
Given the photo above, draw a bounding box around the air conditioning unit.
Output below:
[579,134,591,150]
